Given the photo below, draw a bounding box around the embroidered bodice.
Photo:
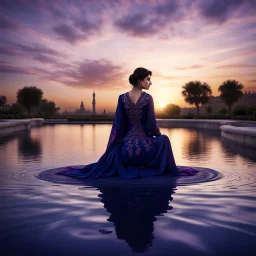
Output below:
[107,92,160,156]
[123,92,152,156]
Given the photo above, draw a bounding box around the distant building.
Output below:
[181,91,256,115]
[77,101,85,114]
[180,107,197,115]
[201,91,256,114]
[61,92,98,116]
[74,101,91,116]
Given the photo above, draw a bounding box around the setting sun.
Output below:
[159,102,167,109]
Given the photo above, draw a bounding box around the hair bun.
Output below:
[129,73,137,86]
[128,67,152,87]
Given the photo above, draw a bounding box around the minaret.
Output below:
[92,91,96,114]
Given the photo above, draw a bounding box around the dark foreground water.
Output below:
[0,124,256,256]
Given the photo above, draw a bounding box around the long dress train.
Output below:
[57,92,197,179]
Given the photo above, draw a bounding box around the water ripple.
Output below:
[0,126,256,255]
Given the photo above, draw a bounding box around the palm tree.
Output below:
[218,80,244,115]
[182,81,212,115]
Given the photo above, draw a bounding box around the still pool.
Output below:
[0,124,256,256]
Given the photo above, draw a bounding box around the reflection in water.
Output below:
[221,137,256,162]
[182,129,220,160]
[0,125,255,255]
[92,124,96,153]
[18,132,42,162]
[97,186,175,253]
[0,133,17,146]
[79,124,84,146]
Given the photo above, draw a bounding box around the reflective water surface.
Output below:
[0,124,256,256]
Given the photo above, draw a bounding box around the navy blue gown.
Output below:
[57,92,196,179]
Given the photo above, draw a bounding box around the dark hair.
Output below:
[129,67,152,87]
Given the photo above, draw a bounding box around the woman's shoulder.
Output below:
[118,93,127,100]
[143,92,152,97]
[143,92,153,101]
[119,92,127,97]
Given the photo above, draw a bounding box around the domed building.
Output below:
[74,101,91,116]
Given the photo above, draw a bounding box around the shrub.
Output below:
[217,108,227,115]
[163,104,181,118]
[232,105,247,116]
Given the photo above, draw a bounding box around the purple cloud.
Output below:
[33,54,60,64]
[0,0,255,43]
[59,59,127,89]
[0,43,63,56]
[53,24,84,44]
[18,43,63,57]
[53,16,103,44]
[74,18,102,33]
[114,0,181,37]
[33,59,128,90]
[0,56,202,89]
[198,0,256,24]
[0,62,32,74]
[176,65,204,71]
[0,0,107,44]
[0,16,21,31]
[114,13,158,37]
[114,0,256,39]
[0,42,65,65]
[155,0,179,16]
[0,45,22,57]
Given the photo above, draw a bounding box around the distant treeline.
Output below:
[1,80,255,120]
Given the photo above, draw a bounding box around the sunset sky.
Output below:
[0,0,255,113]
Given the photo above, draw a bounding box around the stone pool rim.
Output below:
[0,118,44,137]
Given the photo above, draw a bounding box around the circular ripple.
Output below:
[37,166,223,187]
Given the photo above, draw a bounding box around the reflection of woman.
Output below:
[98,186,174,253]
[57,67,196,179]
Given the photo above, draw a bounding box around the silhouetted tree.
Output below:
[163,104,181,118]
[206,106,212,115]
[218,108,227,115]
[218,80,244,114]
[0,95,7,114]
[17,86,43,116]
[182,81,212,115]
[10,103,23,118]
[40,99,60,117]
[247,106,256,115]
[232,105,248,116]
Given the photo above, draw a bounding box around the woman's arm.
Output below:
[146,95,161,137]
[106,95,126,149]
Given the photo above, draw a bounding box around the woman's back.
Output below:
[120,92,158,166]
